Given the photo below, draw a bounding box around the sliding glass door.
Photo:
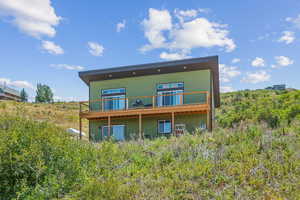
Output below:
[102,125,125,141]
[101,88,126,111]
[157,82,183,107]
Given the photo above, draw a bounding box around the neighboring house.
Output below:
[79,56,220,141]
[265,84,286,90]
[0,85,21,101]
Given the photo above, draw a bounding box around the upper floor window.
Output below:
[101,88,126,110]
[157,82,184,90]
[102,88,125,95]
[157,82,184,107]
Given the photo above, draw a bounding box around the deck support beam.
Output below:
[207,110,210,131]
[79,117,82,140]
[108,116,111,137]
[139,114,142,139]
[171,112,175,136]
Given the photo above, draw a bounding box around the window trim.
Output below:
[157,120,172,134]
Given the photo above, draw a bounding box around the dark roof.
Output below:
[79,56,220,107]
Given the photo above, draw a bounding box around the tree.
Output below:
[35,83,54,103]
[20,88,28,102]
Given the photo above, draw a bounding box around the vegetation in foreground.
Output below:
[0,89,299,199]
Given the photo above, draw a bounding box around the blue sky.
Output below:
[0,0,299,101]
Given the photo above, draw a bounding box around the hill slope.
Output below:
[0,90,299,199]
[217,89,300,128]
[0,101,88,136]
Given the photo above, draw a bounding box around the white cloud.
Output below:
[286,15,300,29]
[50,64,84,71]
[0,78,34,90]
[231,58,240,63]
[159,51,188,60]
[0,0,61,38]
[271,56,294,68]
[116,20,126,32]
[87,42,104,56]
[220,86,234,93]
[140,8,172,52]
[251,57,265,67]
[141,8,235,58]
[278,31,295,44]
[219,64,241,83]
[41,40,64,55]
[174,9,198,24]
[175,9,198,18]
[242,71,270,84]
[169,18,236,52]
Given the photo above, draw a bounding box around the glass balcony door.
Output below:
[156,82,184,107]
[157,90,183,107]
[103,95,125,111]
[102,125,125,141]
[101,88,126,111]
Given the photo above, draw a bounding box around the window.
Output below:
[102,125,125,141]
[101,88,125,110]
[157,82,184,90]
[158,120,171,134]
[157,82,183,107]
[200,121,207,130]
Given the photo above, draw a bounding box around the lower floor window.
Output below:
[200,121,207,130]
[102,125,125,140]
[158,120,171,134]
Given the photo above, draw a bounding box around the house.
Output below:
[0,85,21,101]
[265,84,286,90]
[78,56,220,141]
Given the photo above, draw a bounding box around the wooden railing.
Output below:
[79,91,209,114]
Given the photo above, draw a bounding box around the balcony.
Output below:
[79,91,210,120]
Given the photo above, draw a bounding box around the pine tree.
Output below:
[20,88,28,102]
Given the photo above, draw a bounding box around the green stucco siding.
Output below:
[90,114,207,142]
[89,70,211,141]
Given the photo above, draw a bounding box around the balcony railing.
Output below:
[79,91,209,114]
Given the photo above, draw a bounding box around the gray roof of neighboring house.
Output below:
[0,85,21,97]
[79,56,220,107]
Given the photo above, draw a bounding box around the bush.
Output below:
[0,116,90,199]
[0,115,299,199]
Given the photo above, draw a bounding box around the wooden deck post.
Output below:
[171,112,175,136]
[79,117,82,140]
[207,110,210,131]
[207,92,212,131]
[108,116,111,137]
[152,96,155,108]
[180,94,183,105]
[139,114,142,139]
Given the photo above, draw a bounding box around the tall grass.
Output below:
[0,115,299,199]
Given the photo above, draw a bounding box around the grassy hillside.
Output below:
[217,89,300,129]
[0,101,89,138]
[0,90,299,199]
